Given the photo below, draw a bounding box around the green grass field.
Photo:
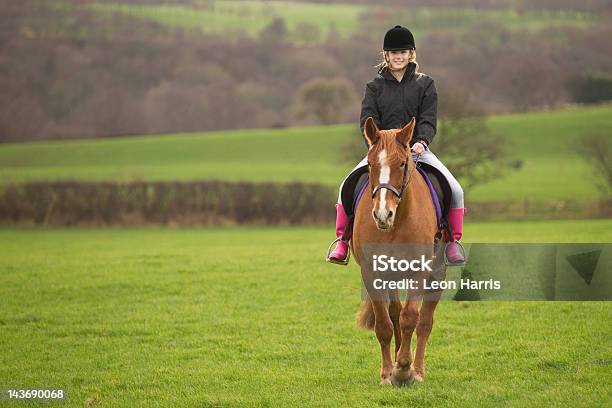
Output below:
[1,104,610,203]
[0,219,610,407]
[86,1,601,43]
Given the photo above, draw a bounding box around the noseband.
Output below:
[370,140,418,201]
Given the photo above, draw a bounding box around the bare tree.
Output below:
[432,86,518,192]
[434,116,511,193]
[292,77,357,125]
[578,133,612,198]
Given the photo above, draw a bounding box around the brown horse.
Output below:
[351,116,442,386]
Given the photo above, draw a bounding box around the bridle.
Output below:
[370,139,419,202]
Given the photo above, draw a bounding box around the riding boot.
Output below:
[326,203,352,265]
[446,207,466,265]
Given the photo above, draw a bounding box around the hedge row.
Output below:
[0,181,609,227]
[465,197,612,221]
[0,180,336,227]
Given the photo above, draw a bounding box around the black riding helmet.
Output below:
[383,25,415,51]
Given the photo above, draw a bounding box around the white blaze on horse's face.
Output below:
[372,148,398,230]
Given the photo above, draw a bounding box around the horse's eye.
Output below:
[400,162,406,168]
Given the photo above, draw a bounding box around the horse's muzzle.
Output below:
[373,209,395,231]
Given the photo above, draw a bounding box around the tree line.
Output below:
[1,0,611,142]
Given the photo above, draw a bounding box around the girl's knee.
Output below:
[445,175,464,207]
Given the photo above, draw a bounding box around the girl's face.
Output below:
[387,50,411,71]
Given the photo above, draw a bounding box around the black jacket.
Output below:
[359,62,437,148]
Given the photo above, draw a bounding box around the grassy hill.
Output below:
[0,104,610,203]
[87,1,602,43]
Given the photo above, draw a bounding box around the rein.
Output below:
[370,140,420,201]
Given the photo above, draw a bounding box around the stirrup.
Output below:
[444,241,467,267]
[325,237,350,265]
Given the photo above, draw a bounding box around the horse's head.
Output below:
[363,117,416,231]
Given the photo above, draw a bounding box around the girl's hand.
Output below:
[411,142,426,156]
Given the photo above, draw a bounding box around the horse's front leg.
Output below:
[413,299,439,381]
[388,289,402,356]
[371,300,394,385]
[391,299,419,386]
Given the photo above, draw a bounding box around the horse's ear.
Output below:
[396,117,416,147]
[363,117,380,147]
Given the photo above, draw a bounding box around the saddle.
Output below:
[341,163,451,233]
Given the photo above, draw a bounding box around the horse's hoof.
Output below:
[414,367,425,382]
[390,364,416,387]
[380,377,392,386]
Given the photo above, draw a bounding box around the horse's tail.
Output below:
[356,300,375,330]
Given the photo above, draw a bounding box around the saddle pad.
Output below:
[341,166,368,218]
[416,166,442,228]
[417,162,451,220]
[352,173,369,215]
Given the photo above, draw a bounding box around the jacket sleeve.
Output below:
[359,81,381,148]
[413,78,437,146]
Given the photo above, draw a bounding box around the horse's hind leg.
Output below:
[372,300,394,385]
[414,299,439,381]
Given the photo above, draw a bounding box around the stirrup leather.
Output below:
[325,238,350,265]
